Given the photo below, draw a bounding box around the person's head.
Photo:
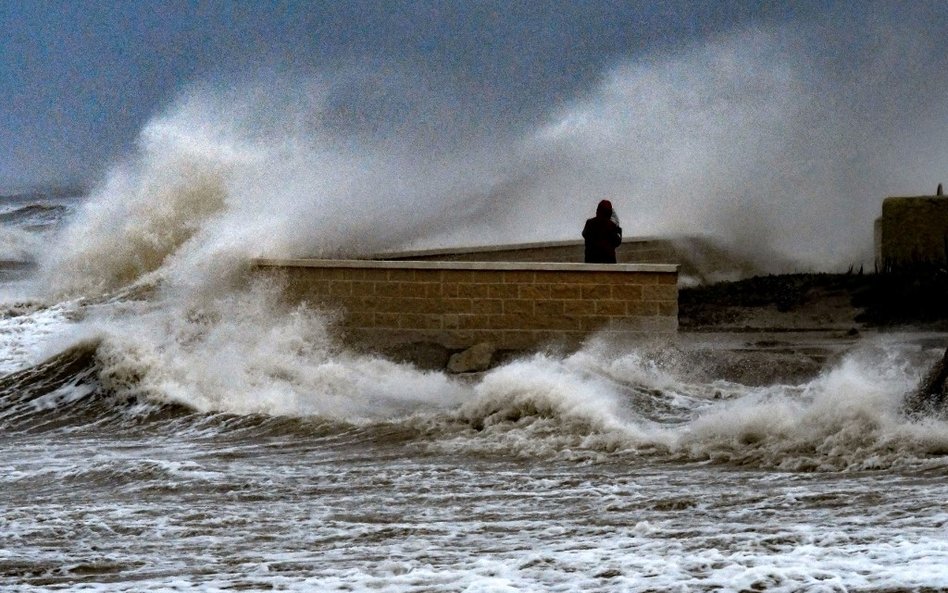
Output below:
[596,199,613,219]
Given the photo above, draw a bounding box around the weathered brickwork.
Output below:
[256,260,678,349]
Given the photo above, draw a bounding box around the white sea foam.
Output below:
[0,301,78,375]
[5,435,947,592]
[69,281,469,421]
[399,341,948,471]
[671,345,948,470]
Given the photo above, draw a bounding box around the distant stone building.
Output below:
[876,189,948,270]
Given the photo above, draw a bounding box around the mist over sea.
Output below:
[3,21,948,591]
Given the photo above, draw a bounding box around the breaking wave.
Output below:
[4,316,947,473]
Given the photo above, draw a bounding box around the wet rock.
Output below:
[447,342,495,374]
[378,342,451,371]
[904,347,948,418]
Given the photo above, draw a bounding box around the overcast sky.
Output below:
[3,1,946,271]
[0,0,867,191]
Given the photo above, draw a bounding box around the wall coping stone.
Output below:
[366,237,665,260]
[253,258,679,273]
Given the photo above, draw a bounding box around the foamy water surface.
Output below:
[3,303,948,591]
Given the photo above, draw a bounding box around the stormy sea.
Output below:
[3,95,948,592]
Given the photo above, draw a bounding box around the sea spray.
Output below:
[35,22,948,302]
[36,130,232,297]
[71,281,469,420]
[34,74,525,299]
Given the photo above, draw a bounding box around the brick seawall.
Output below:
[255,259,678,350]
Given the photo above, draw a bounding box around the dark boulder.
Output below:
[904,348,948,418]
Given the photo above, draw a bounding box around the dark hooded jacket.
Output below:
[582,200,622,263]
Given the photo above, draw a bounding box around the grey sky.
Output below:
[4,1,946,270]
[2,0,828,191]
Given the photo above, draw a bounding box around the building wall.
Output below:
[879,197,948,269]
[256,259,678,349]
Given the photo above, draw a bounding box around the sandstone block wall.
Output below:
[255,259,678,349]
[879,197,948,269]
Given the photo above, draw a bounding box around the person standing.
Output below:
[582,200,622,263]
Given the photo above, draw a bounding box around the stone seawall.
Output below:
[254,259,678,350]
